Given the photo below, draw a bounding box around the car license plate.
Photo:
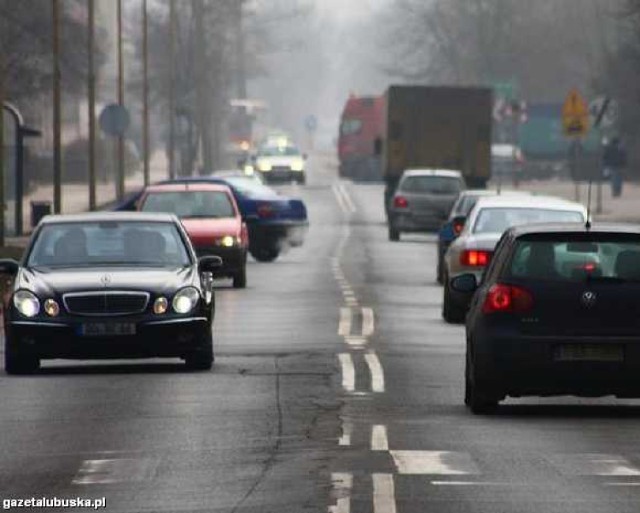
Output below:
[553,344,624,362]
[79,323,136,337]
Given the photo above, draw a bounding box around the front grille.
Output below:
[63,292,150,316]
[271,166,291,172]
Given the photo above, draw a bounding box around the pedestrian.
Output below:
[603,136,628,197]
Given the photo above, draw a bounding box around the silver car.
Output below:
[388,169,465,241]
[442,195,587,323]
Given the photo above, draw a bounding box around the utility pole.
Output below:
[235,1,247,100]
[116,0,125,201]
[52,0,62,214]
[142,0,150,186]
[0,41,5,245]
[88,0,97,211]
[168,0,176,179]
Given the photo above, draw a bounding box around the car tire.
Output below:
[389,225,400,242]
[233,265,247,289]
[184,331,214,371]
[4,335,40,375]
[436,254,444,285]
[442,276,466,324]
[465,348,499,414]
[250,246,280,262]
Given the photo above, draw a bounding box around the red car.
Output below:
[138,183,249,288]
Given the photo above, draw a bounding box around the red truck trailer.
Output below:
[338,95,385,181]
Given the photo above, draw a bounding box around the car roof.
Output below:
[143,183,231,193]
[458,189,531,198]
[402,169,463,178]
[473,194,584,210]
[39,211,179,225]
[509,222,640,237]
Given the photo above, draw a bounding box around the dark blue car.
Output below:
[113,173,308,262]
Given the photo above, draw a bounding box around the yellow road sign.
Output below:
[562,88,590,137]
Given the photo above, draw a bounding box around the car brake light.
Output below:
[460,250,492,267]
[482,284,533,314]
[257,203,275,218]
[394,196,408,209]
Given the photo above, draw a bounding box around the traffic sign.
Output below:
[99,104,130,137]
[562,88,590,137]
[589,96,618,129]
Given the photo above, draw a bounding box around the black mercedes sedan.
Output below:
[1,212,222,374]
[451,223,640,413]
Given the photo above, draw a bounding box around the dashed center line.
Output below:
[372,474,397,513]
[328,473,353,513]
[365,352,385,393]
[73,458,158,485]
[371,425,389,451]
[362,307,375,337]
[338,308,353,337]
[339,421,353,447]
[338,353,356,393]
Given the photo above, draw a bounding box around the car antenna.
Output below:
[585,178,592,230]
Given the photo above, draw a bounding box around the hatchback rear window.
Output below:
[473,208,584,234]
[142,191,235,218]
[400,176,463,194]
[508,236,640,281]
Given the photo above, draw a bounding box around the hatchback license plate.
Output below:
[553,344,624,362]
[80,323,136,337]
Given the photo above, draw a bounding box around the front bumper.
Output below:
[193,245,246,275]
[260,169,305,183]
[7,316,210,360]
[472,324,640,397]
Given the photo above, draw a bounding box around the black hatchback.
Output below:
[452,223,640,413]
[1,212,222,374]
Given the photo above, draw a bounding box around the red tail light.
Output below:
[482,284,533,314]
[393,196,409,209]
[257,203,275,219]
[460,250,492,267]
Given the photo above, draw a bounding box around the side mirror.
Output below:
[198,255,223,273]
[0,259,20,275]
[452,215,467,236]
[450,273,478,294]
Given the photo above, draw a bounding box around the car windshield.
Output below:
[141,190,235,218]
[258,145,301,157]
[27,221,191,268]
[509,236,640,282]
[473,207,584,234]
[400,175,463,194]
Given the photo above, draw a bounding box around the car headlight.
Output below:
[43,298,60,317]
[218,235,239,247]
[244,165,255,175]
[258,161,272,172]
[14,290,40,318]
[291,160,304,172]
[153,297,168,315]
[172,287,200,314]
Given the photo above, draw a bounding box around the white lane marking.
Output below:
[338,353,356,393]
[371,425,389,451]
[339,183,357,214]
[338,308,352,337]
[365,352,385,393]
[345,298,359,307]
[548,454,640,476]
[372,473,396,513]
[390,451,480,475]
[345,336,367,348]
[73,458,158,485]
[328,472,353,513]
[605,482,640,487]
[339,421,353,446]
[362,307,375,337]
[332,184,350,215]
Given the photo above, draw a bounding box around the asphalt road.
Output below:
[3,157,640,513]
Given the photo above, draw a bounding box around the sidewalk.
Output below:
[492,178,640,223]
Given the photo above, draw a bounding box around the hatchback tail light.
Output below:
[460,250,492,267]
[482,284,533,314]
[393,196,409,209]
[257,203,275,218]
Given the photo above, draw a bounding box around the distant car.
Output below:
[387,169,465,241]
[114,175,308,263]
[138,183,249,289]
[453,223,640,413]
[250,142,307,184]
[492,144,524,183]
[442,195,587,323]
[1,212,221,374]
[436,189,533,284]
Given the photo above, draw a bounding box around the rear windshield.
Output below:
[141,191,235,218]
[473,207,584,234]
[457,195,480,216]
[508,236,640,281]
[400,176,463,194]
